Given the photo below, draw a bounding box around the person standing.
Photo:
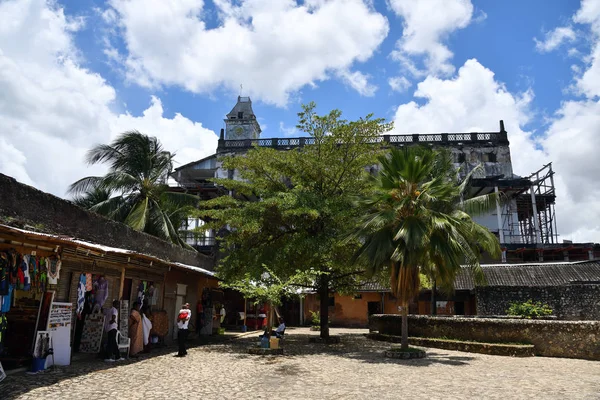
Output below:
[104,300,123,362]
[177,303,191,357]
[129,302,143,357]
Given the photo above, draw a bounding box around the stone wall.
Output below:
[476,284,600,320]
[0,173,214,270]
[369,314,600,360]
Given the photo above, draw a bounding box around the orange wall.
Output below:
[303,292,385,327]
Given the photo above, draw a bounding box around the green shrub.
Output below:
[506,300,553,319]
[309,310,321,326]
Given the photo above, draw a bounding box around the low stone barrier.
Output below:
[368,333,535,357]
[369,314,600,360]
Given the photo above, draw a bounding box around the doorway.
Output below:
[367,301,382,316]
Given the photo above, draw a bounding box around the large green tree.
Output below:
[199,103,392,338]
[352,147,500,349]
[69,131,197,247]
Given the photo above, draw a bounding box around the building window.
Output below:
[457,153,466,163]
[329,296,335,307]
[354,294,362,300]
[488,153,497,162]
[238,112,244,119]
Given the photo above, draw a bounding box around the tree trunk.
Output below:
[401,304,409,350]
[430,277,437,316]
[318,276,330,339]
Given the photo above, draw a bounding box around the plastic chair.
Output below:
[116,331,130,358]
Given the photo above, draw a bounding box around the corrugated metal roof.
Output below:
[356,261,600,292]
[454,261,600,290]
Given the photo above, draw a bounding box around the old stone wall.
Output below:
[476,284,600,320]
[369,314,600,360]
[0,173,214,270]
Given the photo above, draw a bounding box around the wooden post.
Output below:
[119,267,125,300]
[243,298,247,327]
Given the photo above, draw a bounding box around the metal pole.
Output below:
[495,186,505,244]
[530,189,541,244]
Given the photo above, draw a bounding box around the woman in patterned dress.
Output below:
[129,302,143,356]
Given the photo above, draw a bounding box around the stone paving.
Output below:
[1,328,599,400]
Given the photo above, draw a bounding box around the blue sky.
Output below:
[1,0,600,241]
[60,0,583,137]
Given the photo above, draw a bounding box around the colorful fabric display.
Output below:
[77,274,86,317]
[0,252,8,296]
[85,273,92,291]
[93,276,108,308]
[47,256,61,285]
[1,285,13,313]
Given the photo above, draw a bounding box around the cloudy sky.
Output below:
[1,0,599,242]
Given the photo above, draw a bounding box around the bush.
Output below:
[506,300,553,319]
[309,310,321,326]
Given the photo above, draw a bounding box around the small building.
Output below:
[0,173,218,369]
[302,259,600,327]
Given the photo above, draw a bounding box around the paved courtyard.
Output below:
[1,328,599,400]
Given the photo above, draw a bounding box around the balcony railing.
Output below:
[217,132,508,153]
[179,231,216,248]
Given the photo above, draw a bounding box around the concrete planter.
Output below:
[384,348,427,359]
[308,336,341,344]
[247,347,284,355]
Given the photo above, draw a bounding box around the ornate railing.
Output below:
[217,131,508,153]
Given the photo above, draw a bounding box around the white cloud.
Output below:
[337,69,378,96]
[278,121,297,137]
[390,52,600,242]
[534,26,576,53]
[0,0,217,197]
[573,0,600,97]
[392,59,545,177]
[388,0,474,76]
[388,76,411,92]
[103,0,389,106]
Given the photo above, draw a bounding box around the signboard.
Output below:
[46,302,73,366]
[79,312,105,353]
[119,300,129,340]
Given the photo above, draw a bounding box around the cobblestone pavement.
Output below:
[2,328,599,400]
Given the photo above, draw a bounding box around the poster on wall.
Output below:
[79,312,105,353]
[119,300,129,339]
[46,302,73,366]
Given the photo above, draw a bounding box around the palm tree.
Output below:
[353,146,500,350]
[69,131,198,247]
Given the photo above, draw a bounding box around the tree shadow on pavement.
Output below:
[0,336,227,400]
[207,331,476,367]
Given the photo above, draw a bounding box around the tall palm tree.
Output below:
[69,131,197,247]
[353,147,500,349]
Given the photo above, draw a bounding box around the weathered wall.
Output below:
[369,314,600,360]
[0,173,214,270]
[476,284,600,320]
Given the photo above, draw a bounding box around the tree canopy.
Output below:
[198,102,393,338]
[69,131,197,247]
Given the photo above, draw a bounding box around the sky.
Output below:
[1,0,600,242]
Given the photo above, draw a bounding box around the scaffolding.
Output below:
[501,163,558,245]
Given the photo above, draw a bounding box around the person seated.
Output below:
[270,317,286,338]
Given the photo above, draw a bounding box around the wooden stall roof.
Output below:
[0,224,215,278]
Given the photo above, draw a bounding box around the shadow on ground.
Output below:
[207,329,476,367]
[0,334,231,400]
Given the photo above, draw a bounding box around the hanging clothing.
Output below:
[1,285,13,313]
[93,277,109,308]
[18,255,27,290]
[85,273,92,292]
[8,251,18,286]
[0,252,9,296]
[38,257,47,292]
[142,314,153,346]
[0,313,7,353]
[47,257,61,285]
[76,274,86,317]
[29,256,38,291]
[129,309,144,356]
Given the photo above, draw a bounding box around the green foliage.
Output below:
[69,131,197,247]
[198,102,392,338]
[219,266,304,307]
[309,310,321,326]
[506,300,553,319]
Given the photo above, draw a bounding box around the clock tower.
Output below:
[224,96,262,140]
